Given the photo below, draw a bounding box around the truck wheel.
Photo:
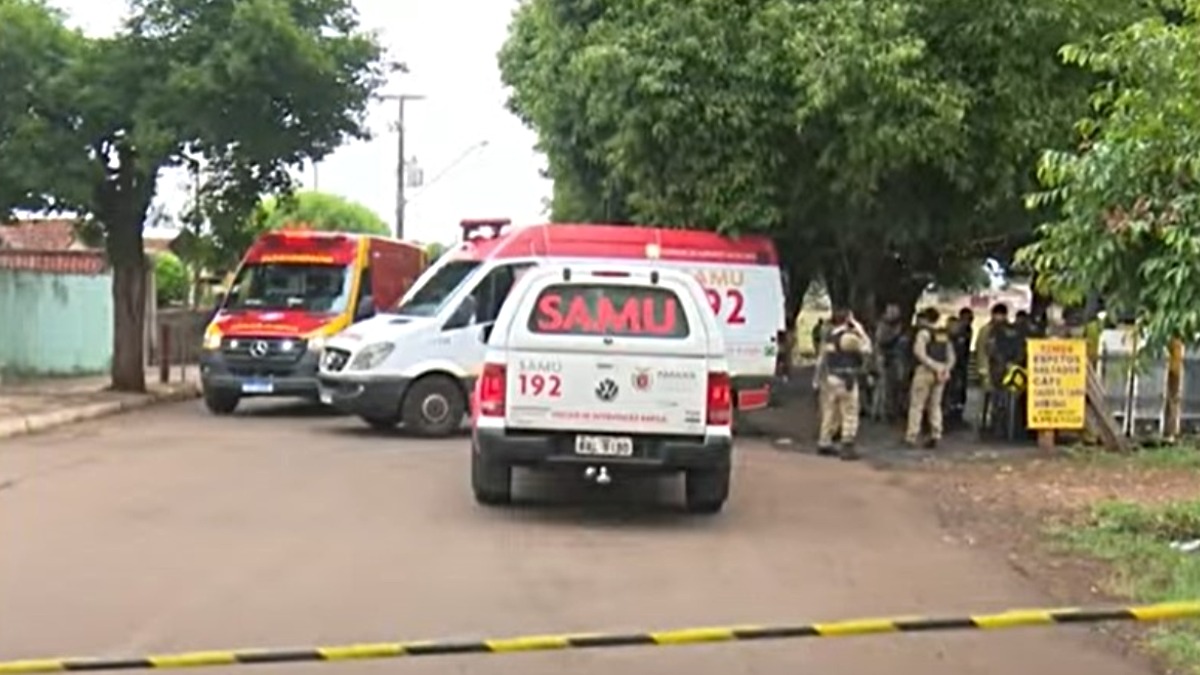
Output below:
[471,451,512,505]
[203,390,239,415]
[402,375,465,437]
[685,466,730,514]
[361,414,400,431]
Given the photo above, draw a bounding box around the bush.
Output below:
[154,251,188,307]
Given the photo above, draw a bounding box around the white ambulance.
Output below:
[317,220,786,436]
[471,264,733,512]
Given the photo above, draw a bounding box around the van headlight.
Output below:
[203,331,222,351]
[349,342,394,370]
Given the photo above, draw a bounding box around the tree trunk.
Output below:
[878,279,925,325]
[1165,338,1183,440]
[108,219,148,392]
[784,266,812,331]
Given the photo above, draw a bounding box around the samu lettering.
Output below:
[534,294,677,335]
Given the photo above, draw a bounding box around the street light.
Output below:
[405,140,490,202]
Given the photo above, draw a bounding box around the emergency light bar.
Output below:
[460,218,511,241]
[262,231,348,249]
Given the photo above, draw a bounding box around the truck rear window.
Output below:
[527,284,690,338]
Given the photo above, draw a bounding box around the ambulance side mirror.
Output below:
[480,324,494,344]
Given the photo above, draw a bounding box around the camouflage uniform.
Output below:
[905,318,956,447]
[816,325,872,460]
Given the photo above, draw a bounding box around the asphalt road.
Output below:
[0,400,1157,675]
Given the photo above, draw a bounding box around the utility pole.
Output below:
[379,93,425,239]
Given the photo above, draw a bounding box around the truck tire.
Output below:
[402,375,466,437]
[471,451,512,505]
[203,390,240,415]
[684,466,730,514]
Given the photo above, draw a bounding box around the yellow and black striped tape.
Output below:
[1,601,1197,673]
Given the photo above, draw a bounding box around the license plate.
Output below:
[575,435,634,457]
[241,380,274,394]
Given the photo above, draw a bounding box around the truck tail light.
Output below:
[478,363,507,417]
[706,371,732,426]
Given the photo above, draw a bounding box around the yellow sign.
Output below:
[1026,338,1088,430]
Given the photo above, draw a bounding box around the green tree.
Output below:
[499,0,1147,321]
[153,251,188,306]
[259,191,390,235]
[424,241,448,261]
[1020,4,1200,356]
[1,0,384,390]
[0,0,82,218]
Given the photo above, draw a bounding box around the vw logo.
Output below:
[249,340,270,358]
[595,378,618,402]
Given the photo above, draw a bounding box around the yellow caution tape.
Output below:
[0,601,1196,672]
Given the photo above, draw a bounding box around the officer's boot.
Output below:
[839,442,860,461]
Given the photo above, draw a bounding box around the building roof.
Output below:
[0,219,80,250]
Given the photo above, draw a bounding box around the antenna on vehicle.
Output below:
[460,218,511,241]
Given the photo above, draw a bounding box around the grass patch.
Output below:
[1059,499,1200,673]
[1063,445,1200,470]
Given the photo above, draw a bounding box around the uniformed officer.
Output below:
[871,303,906,421]
[944,307,974,426]
[813,308,872,460]
[905,308,956,448]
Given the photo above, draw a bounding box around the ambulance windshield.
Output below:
[393,260,480,317]
[225,263,353,314]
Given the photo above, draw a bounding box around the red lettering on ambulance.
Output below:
[535,294,563,330]
[535,291,678,335]
[563,296,596,332]
[595,297,641,332]
[642,297,677,335]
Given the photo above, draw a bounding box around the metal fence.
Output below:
[1096,328,1200,438]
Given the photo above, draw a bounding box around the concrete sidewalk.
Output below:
[0,368,201,441]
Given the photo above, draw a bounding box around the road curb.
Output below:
[0,385,201,441]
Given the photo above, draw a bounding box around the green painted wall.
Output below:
[0,270,112,376]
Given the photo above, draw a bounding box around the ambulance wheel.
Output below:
[403,375,466,437]
[684,466,730,514]
[471,451,512,505]
[203,390,239,415]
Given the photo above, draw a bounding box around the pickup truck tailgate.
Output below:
[506,351,707,436]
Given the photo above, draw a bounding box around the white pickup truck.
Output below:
[470,264,734,513]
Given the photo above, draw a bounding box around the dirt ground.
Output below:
[747,372,1200,672]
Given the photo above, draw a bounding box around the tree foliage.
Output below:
[153,251,188,306]
[1020,2,1200,355]
[424,241,448,261]
[499,0,1149,321]
[259,191,390,235]
[0,0,385,390]
[0,0,81,218]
